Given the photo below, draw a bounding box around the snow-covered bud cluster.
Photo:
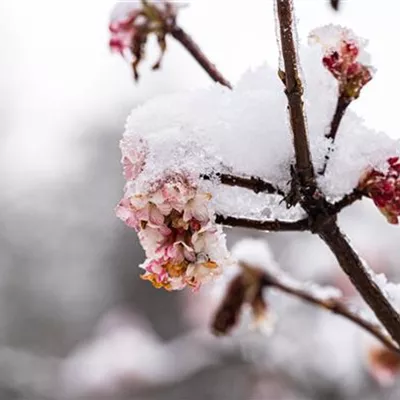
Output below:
[359,157,400,224]
[109,1,183,80]
[309,25,373,100]
[116,138,229,291]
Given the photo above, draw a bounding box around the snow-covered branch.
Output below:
[259,266,399,354]
[202,173,285,196]
[319,223,400,346]
[276,0,315,186]
[320,95,351,174]
[330,187,365,213]
[110,0,400,361]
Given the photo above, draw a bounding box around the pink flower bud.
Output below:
[108,1,184,80]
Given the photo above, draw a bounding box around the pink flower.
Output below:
[115,198,140,230]
[108,1,183,80]
[116,173,229,290]
[359,157,400,224]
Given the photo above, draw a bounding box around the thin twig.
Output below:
[320,95,351,175]
[276,0,315,185]
[330,188,365,213]
[319,221,400,346]
[260,269,400,354]
[201,173,285,196]
[215,214,309,232]
[170,26,233,89]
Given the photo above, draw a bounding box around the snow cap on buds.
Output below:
[359,157,400,224]
[309,25,373,100]
[117,172,230,291]
[109,1,185,80]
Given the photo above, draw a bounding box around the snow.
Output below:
[120,26,400,218]
[374,273,400,311]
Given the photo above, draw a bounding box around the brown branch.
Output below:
[170,26,232,89]
[320,95,352,175]
[215,214,309,232]
[201,173,285,196]
[260,269,400,354]
[330,188,365,213]
[319,221,400,346]
[330,0,340,11]
[276,0,315,184]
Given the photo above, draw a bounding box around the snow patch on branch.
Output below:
[121,31,400,209]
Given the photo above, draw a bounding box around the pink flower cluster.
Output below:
[116,137,228,291]
[322,39,372,99]
[109,1,181,80]
[359,157,400,224]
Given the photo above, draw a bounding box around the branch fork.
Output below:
[211,0,400,351]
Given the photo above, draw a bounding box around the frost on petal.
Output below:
[120,136,147,181]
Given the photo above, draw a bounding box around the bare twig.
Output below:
[320,95,351,175]
[201,173,285,196]
[276,0,315,185]
[319,222,400,346]
[326,96,351,141]
[260,268,400,354]
[330,188,365,213]
[215,214,309,232]
[170,26,233,89]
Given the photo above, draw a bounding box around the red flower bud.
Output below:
[359,158,400,224]
[322,39,372,99]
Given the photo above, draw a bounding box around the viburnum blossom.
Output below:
[309,25,373,100]
[109,0,183,80]
[359,157,400,224]
[116,164,229,291]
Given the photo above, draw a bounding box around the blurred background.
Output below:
[1,0,400,399]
